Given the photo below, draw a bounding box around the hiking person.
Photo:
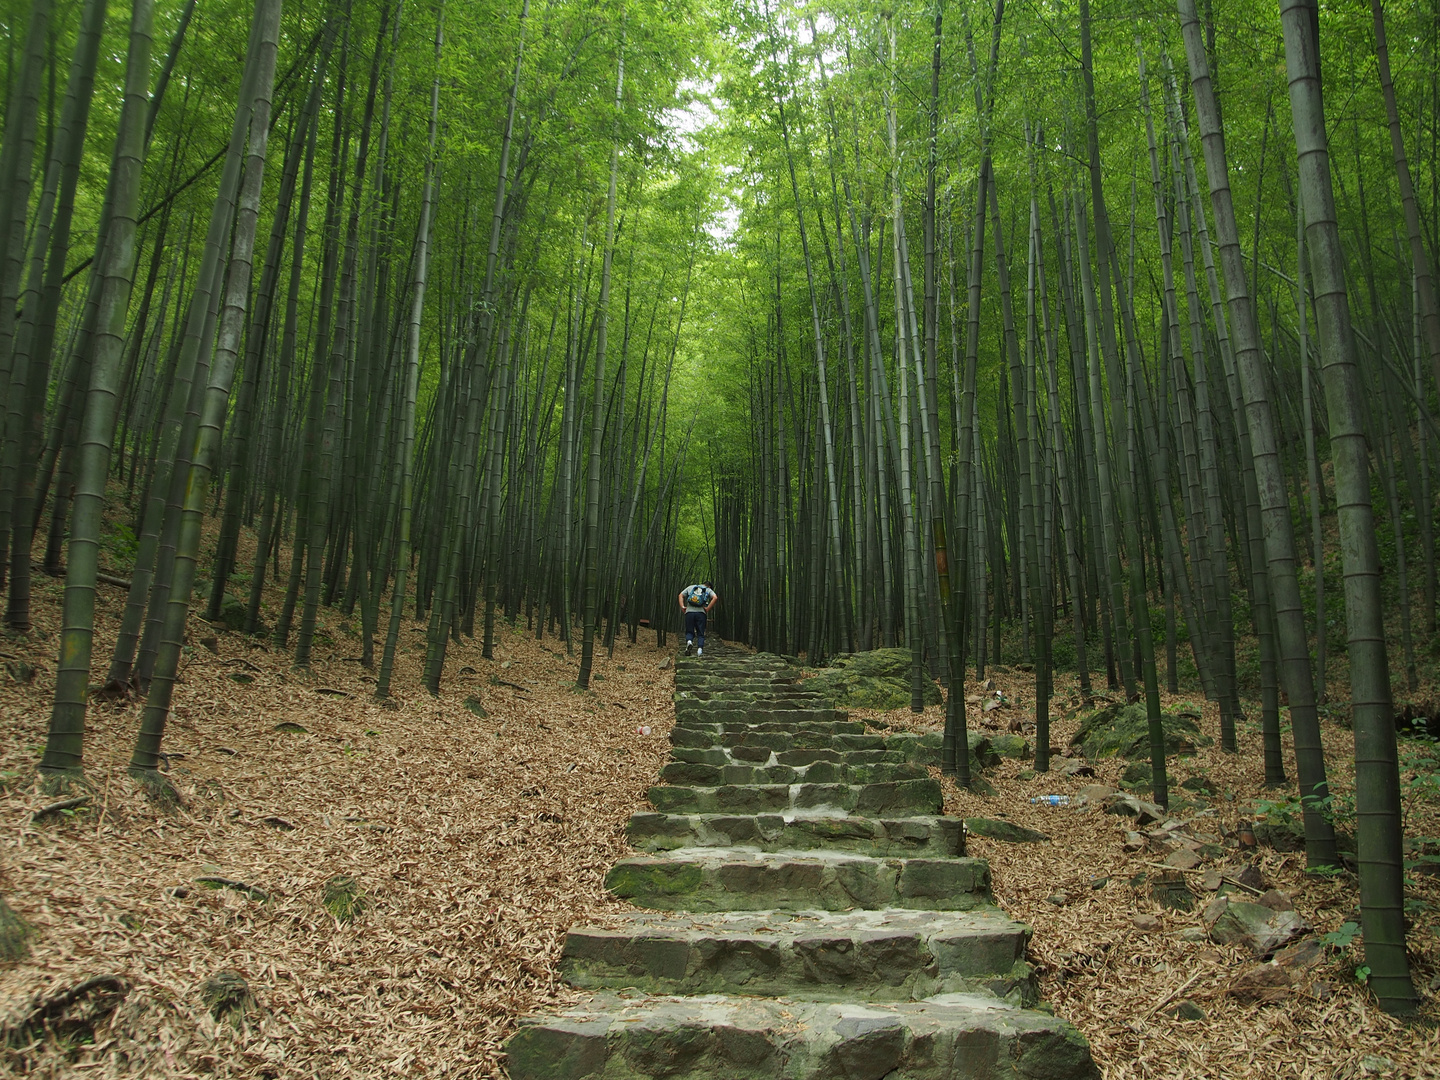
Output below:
[677,581,718,656]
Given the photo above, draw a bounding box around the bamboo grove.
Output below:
[701,0,1440,1016]
[0,1,712,778]
[2,0,1438,1025]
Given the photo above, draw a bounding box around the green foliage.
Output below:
[1321,920,1360,949]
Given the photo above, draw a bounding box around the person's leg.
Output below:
[684,611,701,653]
[697,612,707,653]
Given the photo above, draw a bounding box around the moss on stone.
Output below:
[1070,703,1210,761]
[803,649,943,710]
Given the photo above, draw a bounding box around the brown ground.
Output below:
[869,669,1440,1080]
[2,565,1439,1077]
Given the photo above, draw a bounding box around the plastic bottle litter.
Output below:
[636,725,652,736]
[1030,795,1071,806]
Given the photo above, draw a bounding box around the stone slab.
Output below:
[659,761,928,788]
[625,812,965,858]
[505,991,1098,1080]
[561,907,1034,1002]
[646,778,943,817]
[604,848,991,912]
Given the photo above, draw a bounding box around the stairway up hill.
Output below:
[505,642,1098,1080]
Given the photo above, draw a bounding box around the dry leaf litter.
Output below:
[1,558,1439,1077]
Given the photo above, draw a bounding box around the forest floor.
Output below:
[2,564,1440,1077]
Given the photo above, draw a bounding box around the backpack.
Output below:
[685,585,711,607]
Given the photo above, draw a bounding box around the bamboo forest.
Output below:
[3,0,1440,1074]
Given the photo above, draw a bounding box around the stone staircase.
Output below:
[504,644,1097,1080]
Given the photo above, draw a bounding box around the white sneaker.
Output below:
[684,641,693,656]
[697,647,703,656]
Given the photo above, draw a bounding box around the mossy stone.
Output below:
[0,894,32,960]
[605,861,704,898]
[802,649,943,710]
[1070,703,1210,760]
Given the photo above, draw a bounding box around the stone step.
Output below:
[673,720,863,740]
[625,812,964,858]
[505,991,1098,1080]
[604,848,990,912]
[670,728,878,753]
[647,778,942,817]
[674,706,850,725]
[560,908,1034,1003]
[659,760,929,787]
[671,685,812,694]
[670,747,904,768]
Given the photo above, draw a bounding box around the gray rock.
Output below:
[1202,897,1311,955]
[1102,793,1166,825]
[1169,999,1206,1021]
[963,817,1049,844]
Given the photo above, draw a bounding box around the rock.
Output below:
[273,721,307,733]
[989,733,1029,758]
[1274,936,1324,971]
[1016,769,1036,781]
[215,596,247,632]
[1168,999,1206,1021]
[1054,758,1093,778]
[1016,661,1035,673]
[1102,793,1165,825]
[1180,775,1216,795]
[1233,865,1266,893]
[200,635,219,654]
[982,678,996,692]
[1257,889,1293,912]
[983,698,1003,713]
[1123,831,1145,852]
[1200,869,1223,891]
[1133,913,1162,932]
[1046,891,1070,907]
[1178,927,1208,943]
[1252,819,1305,852]
[1089,876,1109,890]
[1164,848,1202,871]
[0,894,33,960]
[1121,762,1152,786]
[1149,870,1195,912]
[200,969,255,1025]
[464,695,488,718]
[658,657,673,671]
[1360,1055,1395,1076]
[803,649,942,710]
[1069,703,1210,761]
[964,817,1049,844]
[1203,897,1311,955]
[1228,961,1292,1002]
[1079,783,1118,804]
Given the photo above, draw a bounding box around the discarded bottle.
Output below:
[1030,795,1071,806]
[636,725,653,736]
